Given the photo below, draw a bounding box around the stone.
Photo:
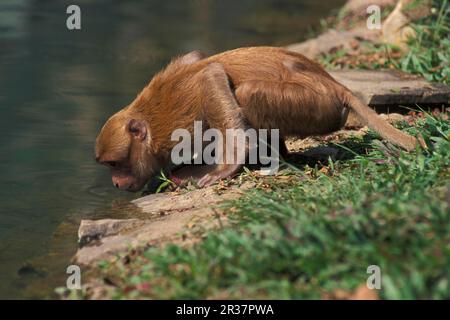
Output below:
[132,182,246,214]
[78,219,143,247]
[74,183,253,266]
[329,69,450,109]
[74,210,213,266]
[286,27,380,59]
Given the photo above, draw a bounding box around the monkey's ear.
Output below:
[128,119,147,141]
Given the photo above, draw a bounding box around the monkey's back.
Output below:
[206,47,331,84]
[204,47,349,137]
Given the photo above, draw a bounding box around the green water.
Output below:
[0,0,345,299]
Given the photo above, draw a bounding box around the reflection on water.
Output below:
[0,0,345,298]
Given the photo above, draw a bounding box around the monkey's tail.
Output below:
[344,93,423,151]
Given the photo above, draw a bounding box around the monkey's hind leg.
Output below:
[265,133,288,159]
[196,63,248,187]
[278,136,289,159]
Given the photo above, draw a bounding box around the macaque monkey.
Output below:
[95,46,421,192]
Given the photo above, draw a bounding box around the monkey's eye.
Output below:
[105,161,118,168]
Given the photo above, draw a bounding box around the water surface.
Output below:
[0,0,345,298]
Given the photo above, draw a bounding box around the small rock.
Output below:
[78,219,143,247]
[286,27,379,59]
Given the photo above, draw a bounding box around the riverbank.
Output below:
[63,0,449,299]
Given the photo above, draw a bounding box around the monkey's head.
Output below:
[95,111,164,192]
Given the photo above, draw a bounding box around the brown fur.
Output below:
[95,46,420,191]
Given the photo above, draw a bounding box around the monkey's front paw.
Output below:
[197,173,221,188]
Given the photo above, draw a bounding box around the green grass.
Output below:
[398,0,450,84]
[84,112,449,300]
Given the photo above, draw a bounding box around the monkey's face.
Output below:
[95,115,159,192]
